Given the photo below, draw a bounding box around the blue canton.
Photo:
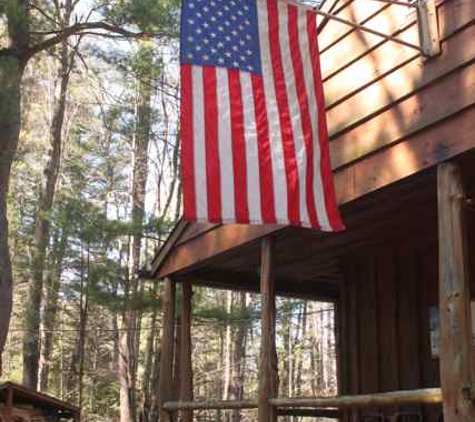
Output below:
[181,0,262,74]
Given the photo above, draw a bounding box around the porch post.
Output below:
[437,162,475,421]
[159,278,176,422]
[179,281,194,422]
[258,237,279,422]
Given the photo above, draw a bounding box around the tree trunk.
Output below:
[0,55,22,376]
[38,216,70,391]
[22,16,74,387]
[119,43,153,422]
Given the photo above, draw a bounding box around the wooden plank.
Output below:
[376,246,399,419]
[258,238,279,422]
[176,222,220,246]
[334,104,475,205]
[330,35,475,170]
[158,279,176,422]
[437,162,475,421]
[320,4,417,79]
[156,224,283,278]
[179,282,193,422]
[396,246,422,415]
[327,22,475,138]
[6,387,13,422]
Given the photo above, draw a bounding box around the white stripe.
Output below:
[216,68,236,221]
[240,72,262,223]
[192,66,208,220]
[277,0,309,226]
[299,9,331,230]
[257,0,288,223]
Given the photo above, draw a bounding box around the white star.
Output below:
[203,54,210,60]
[225,51,232,57]
[239,40,245,46]
[218,26,224,31]
[248,65,254,71]
[210,32,217,38]
[211,16,217,21]
[218,57,225,64]
[187,53,194,58]
[217,42,224,48]
[203,38,209,44]
[203,22,209,28]
[225,35,231,41]
[232,30,238,36]
[225,21,230,26]
[232,45,238,51]
[246,49,252,55]
[196,45,202,51]
[233,61,239,67]
[188,18,195,24]
[211,48,217,54]
[187,36,194,41]
[196,28,202,34]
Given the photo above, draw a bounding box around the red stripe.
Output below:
[307,12,345,231]
[251,75,277,224]
[203,66,222,223]
[287,5,320,229]
[180,64,196,221]
[228,69,250,223]
[267,0,301,226]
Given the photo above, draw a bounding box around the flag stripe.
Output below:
[216,67,236,222]
[257,0,288,223]
[228,68,250,223]
[181,64,196,221]
[288,4,319,228]
[241,72,262,223]
[267,0,301,226]
[191,65,208,221]
[278,1,311,227]
[203,66,222,222]
[307,12,344,231]
[251,74,277,224]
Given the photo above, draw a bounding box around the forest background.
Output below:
[0,1,336,421]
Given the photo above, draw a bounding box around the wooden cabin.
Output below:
[150,0,475,420]
[0,382,80,422]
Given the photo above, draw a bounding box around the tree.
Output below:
[0,0,174,374]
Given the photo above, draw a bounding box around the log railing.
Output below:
[163,387,442,413]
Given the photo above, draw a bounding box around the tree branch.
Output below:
[26,21,173,60]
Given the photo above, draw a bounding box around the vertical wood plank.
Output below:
[258,237,279,422]
[159,278,176,422]
[438,162,475,422]
[397,246,422,415]
[418,0,441,58]
[6,387,13,422]
[180,282,194,422]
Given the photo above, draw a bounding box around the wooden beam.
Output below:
[163,388,441,411]
[417,0,440,58]
[270,388,442,408]
[179,282,193,422]
[258,238,279,422]
[276,408,339,418]
[158,278,176,422]
[437,162,475,421]
[179,268,340,301]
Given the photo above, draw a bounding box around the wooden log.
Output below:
[163,388,442,411]
[179,282,193,422]
[270,388,442,408]
[164,399,258,411]
[258,237,279,422]
[437,162,475,421]
[158,278,176,422]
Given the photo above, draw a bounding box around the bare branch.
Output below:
[27,21,173,60]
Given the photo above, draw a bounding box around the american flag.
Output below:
[180,0,344,231]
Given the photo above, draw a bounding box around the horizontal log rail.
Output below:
[163,388,442,412]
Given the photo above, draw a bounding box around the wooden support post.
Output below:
[6,387,13,422]
[159,278,176,422]
[417,0,440,57]
[179,282,193,422]
[438,162,475,421]
[258,237,279,422]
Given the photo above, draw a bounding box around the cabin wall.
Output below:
[338,190,475,422]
